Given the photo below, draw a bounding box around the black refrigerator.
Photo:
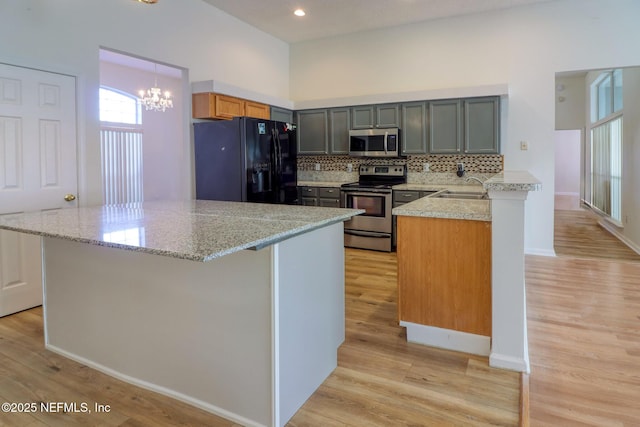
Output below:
[194,117,297,204]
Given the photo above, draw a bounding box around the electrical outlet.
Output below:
[520,141,529,150]
[423,163,430,172]
[347,163,353,173]
[315,163,321,171]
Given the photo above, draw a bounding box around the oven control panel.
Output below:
[359,164,406,177]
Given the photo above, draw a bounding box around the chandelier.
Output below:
[138,64,173,112]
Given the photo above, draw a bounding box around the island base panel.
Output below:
[275,221,345,423]
[42,223,345,427]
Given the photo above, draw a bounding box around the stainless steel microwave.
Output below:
[348,128,400,158]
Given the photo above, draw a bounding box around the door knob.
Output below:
[64,194,76,202]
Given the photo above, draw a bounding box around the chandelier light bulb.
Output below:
[138,64,174,112]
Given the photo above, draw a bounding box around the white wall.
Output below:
[554,130,581,195]
[99,61,185,202]
[555,75,586,130]
[0,0,289,205]
[621,68,640,248]
[289,0,640,254]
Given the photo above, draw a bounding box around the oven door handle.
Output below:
[344,230,390,238]
[341,190,392,196]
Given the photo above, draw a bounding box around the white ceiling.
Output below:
[202,0,557,43]
[100,49,183,78]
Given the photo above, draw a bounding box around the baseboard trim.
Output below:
[489,352,530,372]
[520,373,530,427]
[399,321,490,356]
[598,220,640,256]
[45,344,265,427]
[525,248,556,257]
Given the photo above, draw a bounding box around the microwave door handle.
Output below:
[384,131,388,154]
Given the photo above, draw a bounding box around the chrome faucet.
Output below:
[465,176,484,185]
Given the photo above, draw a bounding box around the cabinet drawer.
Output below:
[393,191,420,203]
[318,198,340,208]
[299,187,318,197]
[318,187,340,199]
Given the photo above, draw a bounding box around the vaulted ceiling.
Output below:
[202,0,558,43]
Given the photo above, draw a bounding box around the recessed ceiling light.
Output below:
[136,0,158,4]
[294,9,306,17]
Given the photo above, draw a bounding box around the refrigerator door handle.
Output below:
[276,130,283,175]
[269,128,279,193]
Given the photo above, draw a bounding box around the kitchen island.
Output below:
[393,171,541,373]
[393,190,493,356]
[0,200,362,427]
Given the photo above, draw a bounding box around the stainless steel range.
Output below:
[341,164,406,252]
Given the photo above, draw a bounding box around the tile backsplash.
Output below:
[297,154,503,184]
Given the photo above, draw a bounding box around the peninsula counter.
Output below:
[0,200,363,427]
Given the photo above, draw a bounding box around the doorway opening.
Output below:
[99,48,189,204]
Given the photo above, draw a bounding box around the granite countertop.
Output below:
[0,200,363,262]
[392,170,541,221]
[484,171,542,192]
[392,183,484,192]
[297,180,350,188]
[393,194,491,221]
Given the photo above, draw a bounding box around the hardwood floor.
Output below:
[525,208,640,425]
[289,249,519,426]
[0,248,520,426]
[554,208,640,262]
[5,208,634,427]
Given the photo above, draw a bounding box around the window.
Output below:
[588,70,623,223]
[99,87,142,125]
[591,70,623,123]
[99,86,144,204]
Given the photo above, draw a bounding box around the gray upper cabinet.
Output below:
[376,104,400,128]
[401,102,428,155]
[429,100,462,154]
[296,109,329,155]
[329,108,351,154]
[351,105,375,129]
[464,97,500,154]
[351,104,400,129]
[270,106,294,123]
[296,97,500,156]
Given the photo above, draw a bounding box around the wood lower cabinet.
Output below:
[192,93,270,120]
[396,215,491,337]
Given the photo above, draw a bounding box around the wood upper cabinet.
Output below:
[244,100,270,120]
[192,93,270,120]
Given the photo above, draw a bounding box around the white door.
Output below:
[0,63,77,316]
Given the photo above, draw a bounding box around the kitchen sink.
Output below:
[430,190,488,200]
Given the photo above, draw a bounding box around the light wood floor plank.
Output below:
[0,245,520,426]
[527,207,640,426]
[4,206,637,425]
